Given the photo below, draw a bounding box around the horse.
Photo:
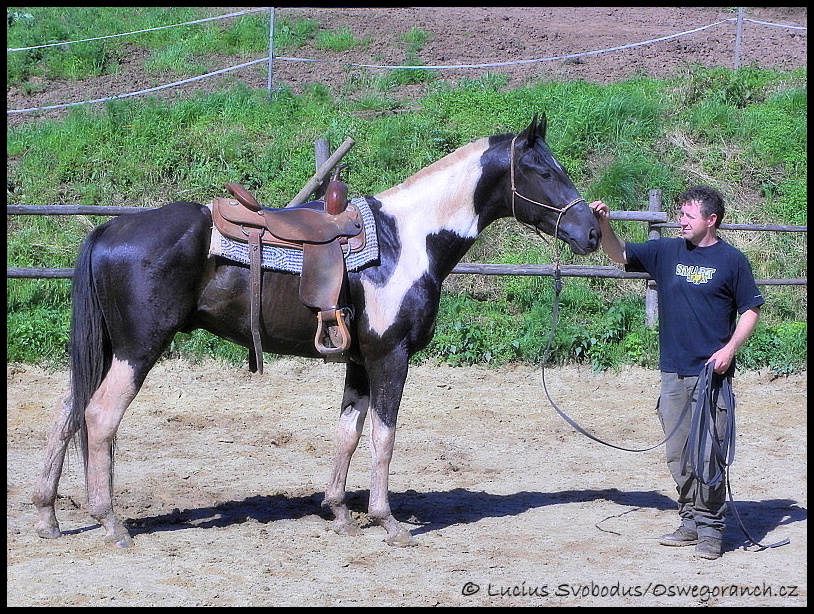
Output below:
[32,114,601,548]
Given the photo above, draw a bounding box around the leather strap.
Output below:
[540,274,690,452]
[681,362,734,486]
[248,229,264,374]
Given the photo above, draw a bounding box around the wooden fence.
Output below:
[9,187,806,331]
[7,189,807,283]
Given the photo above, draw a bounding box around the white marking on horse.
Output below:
[363,139,489,336]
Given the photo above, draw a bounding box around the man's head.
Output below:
[675,185,725,229]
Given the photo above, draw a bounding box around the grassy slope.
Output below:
[6,9,807,373]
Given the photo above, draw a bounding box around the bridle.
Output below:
[508,133,586,294]
[509,134,585,252]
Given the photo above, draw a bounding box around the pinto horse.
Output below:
[32,114,600,548]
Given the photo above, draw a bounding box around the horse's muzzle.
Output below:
[557,203,602,255]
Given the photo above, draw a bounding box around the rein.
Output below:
[539,276,691,452]
[538,266,789,549]
[509,132,674,450]
[510,131,787,551]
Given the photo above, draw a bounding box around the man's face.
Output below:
[678,200,716,245]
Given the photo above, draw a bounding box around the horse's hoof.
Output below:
[385,528,418,547]
[104,532,134,548]
[333,521,362,537]
[34,523,62,539]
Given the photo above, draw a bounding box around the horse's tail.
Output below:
[68,224,113,474]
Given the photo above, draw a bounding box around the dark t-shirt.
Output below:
[625,237,764,376]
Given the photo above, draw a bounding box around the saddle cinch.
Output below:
[211,171,365,373]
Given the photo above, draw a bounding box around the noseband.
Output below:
[509,134,585,243]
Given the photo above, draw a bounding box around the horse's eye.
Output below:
[540,170,552,180]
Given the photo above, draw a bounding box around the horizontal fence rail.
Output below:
[8,205,808,233]
[6,265,807,285]
[7,204,807,286]
[449,264,806,286]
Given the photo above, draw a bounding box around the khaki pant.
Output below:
[658,371,730,538]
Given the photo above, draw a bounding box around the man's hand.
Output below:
[707,307,761,374]
[706,348,735,374]
[587,200,627,264]
[589,200,610,222]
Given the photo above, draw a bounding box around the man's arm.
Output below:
[588,200,628,264]
[707,306,762,374]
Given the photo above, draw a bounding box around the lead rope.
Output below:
[541,297,789,548]
[539,276,691,452]
[509,134,682,446]
[509,130,685,448]
[514,130,789,548]
[682,363,789,549]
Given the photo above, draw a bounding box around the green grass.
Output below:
[314,26,370,52]
[7,8,267,84]
[6,9,807,374]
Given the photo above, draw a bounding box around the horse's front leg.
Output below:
[369,409,416,546]
[325,362,369,536]
[367,354,417,547]
[32,389,76,539]
[83,358,140,548]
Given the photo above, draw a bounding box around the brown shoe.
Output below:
[659,526,699,546]
[695,536,722,560]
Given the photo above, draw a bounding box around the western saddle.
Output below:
[211,169,365,373]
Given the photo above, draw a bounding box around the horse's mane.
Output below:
[376,137,492,198]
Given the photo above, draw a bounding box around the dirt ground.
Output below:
[7,7,807,607]
[6,359,807,606]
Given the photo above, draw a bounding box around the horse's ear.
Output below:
[520,113,548,146]
[537,113,548,140]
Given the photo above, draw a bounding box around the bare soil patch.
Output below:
[7,359,807,606]
[7,7,807,128]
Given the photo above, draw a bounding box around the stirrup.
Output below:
[315,308,351,355]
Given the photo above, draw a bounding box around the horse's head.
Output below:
[507,115,600,255]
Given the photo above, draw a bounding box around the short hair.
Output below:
[675,185,725,228]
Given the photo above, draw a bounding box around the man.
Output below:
[589,186,763,560]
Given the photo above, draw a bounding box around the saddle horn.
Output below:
[325,164,348,215]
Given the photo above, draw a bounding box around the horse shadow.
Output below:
[392,487,676,537]
[123,487,804,543]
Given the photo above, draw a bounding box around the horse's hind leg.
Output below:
[325,362,369,536]
[83,357,140,548]
[32,390,75,539]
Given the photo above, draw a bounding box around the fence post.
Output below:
[645,189,662,328]
[734,7,744,70]
[266,7,276,99]
[313,138,331,199]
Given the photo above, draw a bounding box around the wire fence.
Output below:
[7,8,807,115]
[7,9,807,294]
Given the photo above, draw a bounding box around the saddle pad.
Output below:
[208,197,379,274]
